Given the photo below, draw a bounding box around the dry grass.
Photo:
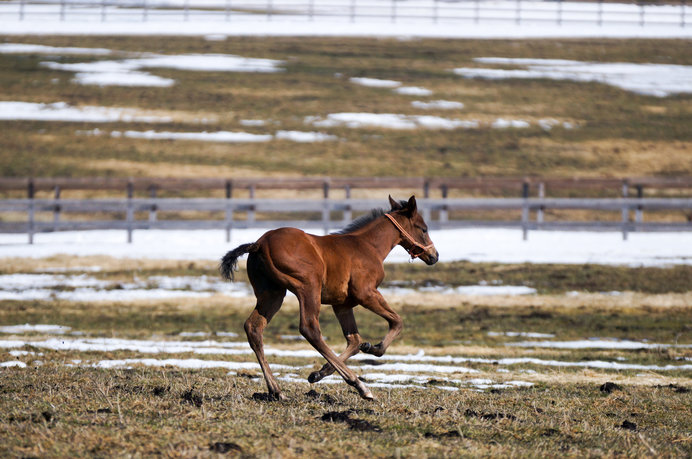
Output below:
[1,36,691,180]
[1,256,691,457]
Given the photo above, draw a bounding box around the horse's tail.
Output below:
[220,242,258,281]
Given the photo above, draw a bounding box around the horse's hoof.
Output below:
[308,371,323,384]
[355,381,374,400]
[360,342,373,353]
[360,388,375,401]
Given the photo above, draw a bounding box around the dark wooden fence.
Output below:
[1,176,691,244]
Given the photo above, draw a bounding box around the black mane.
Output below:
[333,200,408,235]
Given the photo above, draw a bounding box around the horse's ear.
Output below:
[406,195,417,215]
[389,195,403,211]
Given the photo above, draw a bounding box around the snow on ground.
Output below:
[0,101,173,123]
[0,273,537,301]
[0,43,113,55]
[1,329,690,392]
[454,58,692,97]
[40,53,284,87]
[411,100,465,110]
[111,129,338,143]
[1,227,691,266]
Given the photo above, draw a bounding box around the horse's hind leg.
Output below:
[308,303,362,384]
[245,288,286,400]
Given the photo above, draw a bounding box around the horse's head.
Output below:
[388,195,439,265]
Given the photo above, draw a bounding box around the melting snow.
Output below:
[454,57,692,97]
[394,86,433,96]
[0,101,173,123]
[0,324,71,334]
[0,43,112,55]
[349,77,401,88]
[411,100,464,110]
[508,338,692,350]
[488,331,556,338]
[41,52,284,87]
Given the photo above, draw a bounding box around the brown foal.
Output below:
[220,196,438,400]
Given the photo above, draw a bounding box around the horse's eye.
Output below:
[421,227,428,234]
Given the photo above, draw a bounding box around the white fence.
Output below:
[2,0,689,28]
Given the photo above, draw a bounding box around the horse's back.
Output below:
[252,227,326,286]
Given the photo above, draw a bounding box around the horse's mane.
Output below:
[333,200,409,235]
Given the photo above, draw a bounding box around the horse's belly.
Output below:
[320,283,348,305]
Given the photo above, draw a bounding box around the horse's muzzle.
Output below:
[423,250,439,265]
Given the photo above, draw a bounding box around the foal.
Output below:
[220,196,438,400]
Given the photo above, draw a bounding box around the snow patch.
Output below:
[454,58,692,97]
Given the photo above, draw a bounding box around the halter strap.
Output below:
[384,213,434,259]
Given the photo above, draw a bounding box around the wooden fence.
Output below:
[1,176,691,244]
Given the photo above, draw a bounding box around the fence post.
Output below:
[142,0,148,22]
[475,0,481,24]
[127,180,134,243]
[225,0,231,21]
[598,0,603,26]
[391,0,396,23]
[682,0,686,28]
[537,182,545,226]
[184,0,189,21]
[343,184,352,226]
[322,180,331,234]
[27,179,35,245]
[308,0,314,21]
[225,180,233,243]
[60,0,65,21]
[19,0,25,21]
[521,181,530,241]
[440,184,449,225]
[621,180,629,241]
[516,0,521,25]
[248,184,256,225]
[350,0,356,23]
[639,2,645,27]
[148,185,157,224]
[423,180,432,224]
[557,0,562,26]
[433,0,438,23]
[53,185,61,232]
[267,0,273,21]
[635,184,644,227]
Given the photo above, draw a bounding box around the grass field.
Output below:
[0,256,690,457]
[1,34,691,457]
[1,36,691,184]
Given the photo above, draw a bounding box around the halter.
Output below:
[384,213,434,259]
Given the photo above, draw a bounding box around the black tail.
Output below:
[220,243,257,281]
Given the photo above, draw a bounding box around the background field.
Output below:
[1,36,691,182]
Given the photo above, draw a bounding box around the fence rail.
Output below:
[1,176,691,244]
[2,0,689,28]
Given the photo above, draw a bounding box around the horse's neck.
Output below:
[354,217,400,262]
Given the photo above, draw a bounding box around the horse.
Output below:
[220,195,438,400]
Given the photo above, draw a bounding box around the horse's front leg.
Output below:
[308,302,361,383]
[297,288,373,400]
[358,290,402,357]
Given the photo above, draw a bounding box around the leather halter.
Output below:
[384,213,434,259]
